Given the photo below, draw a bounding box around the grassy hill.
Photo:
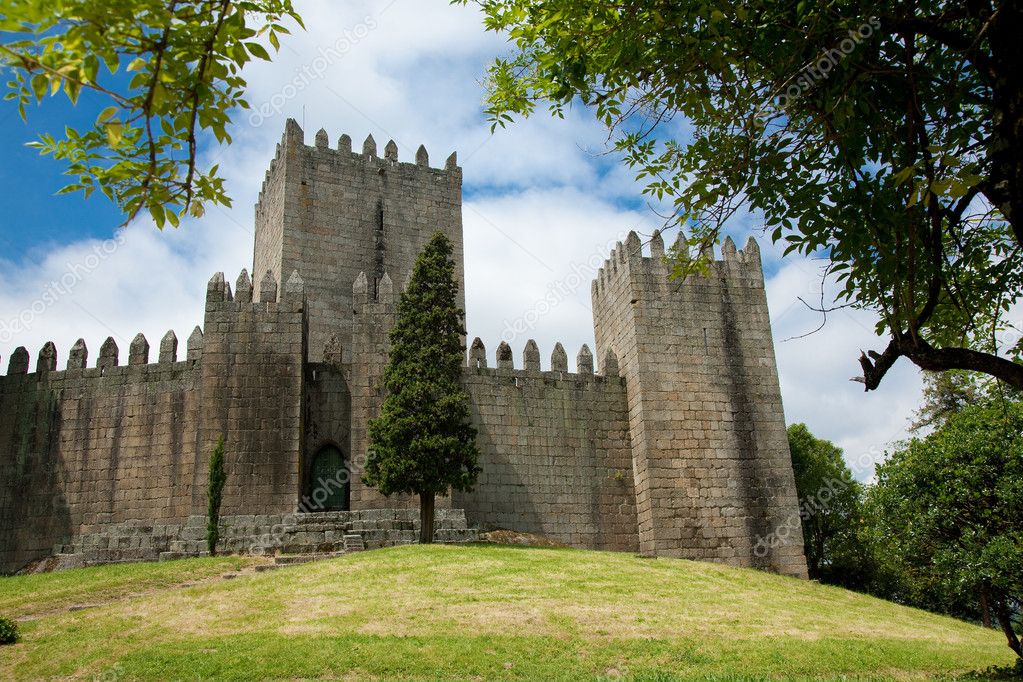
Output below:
[0,544,1016,680]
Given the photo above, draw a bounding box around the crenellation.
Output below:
[8,347,28,374]
[186,326,203,361]
[315,128,329,149]
[37,341,57,374]
[469,337,487,369]
[284,117,304,145]
[285,269,304,301]
[353,271,369,301]
[258,270,278,303]
[722,235,738,261]
[98,337,119,370]
[551,342,568,372]
[625,230,642,260]
[699,240,715,261]
[591,225,806,576]
[602,348,619,377]
[384,139,398,162]
[235,269,252,303]
[159,331,177,363]
[577,344,594,374]
[68,338,88,370]
[363,134,377,157]
[378,271,393,301]
[523,339,541,371]
[128,334,149,366]
[651,229,665,260]
[416,144,429,167]
[207,272,227,304]
[338,133,352,153]
[496,341,513,370]
[742,235,761,263]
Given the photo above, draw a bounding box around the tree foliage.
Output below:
[1,0,302,227]
[787,424,870,590]
[866,397,1023,660]
[459,0,1023,389]
[910,370,983,433]
[206,435,227,556]
[364,232,481,544]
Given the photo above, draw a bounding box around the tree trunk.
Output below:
[980,588,992,628]
[419,491,435,544]
[993,593,1023,660]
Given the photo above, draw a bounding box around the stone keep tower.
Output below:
[592,231,806,576]
[254,119,465,362]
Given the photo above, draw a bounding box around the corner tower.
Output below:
[254,120,465,361]
[592,231,807,577]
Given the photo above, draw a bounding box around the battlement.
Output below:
[591,230,764,302]
[257,119,461,204]
[204,267,305,311]
[0,328,201,385]
[465,337,622,382]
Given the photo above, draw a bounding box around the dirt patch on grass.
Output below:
[17,558,272,621]
[480,530,567,548]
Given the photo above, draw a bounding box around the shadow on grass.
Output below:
[960,660,1023,680]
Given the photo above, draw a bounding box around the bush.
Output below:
[0,616,18,645]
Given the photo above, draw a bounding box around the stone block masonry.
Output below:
[0,121,807,578]
[592,231,807,577]
[254,120,465,364]
[0,341,201,572]
[455,340,637,551]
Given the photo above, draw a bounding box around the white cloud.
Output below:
[0,0,927,480]
[766,260,923,479]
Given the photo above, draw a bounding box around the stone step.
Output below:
[343,534,365,552]
[273,551,346,566]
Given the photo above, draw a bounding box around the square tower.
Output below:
[253,120,465,361]
[592,231,807,577]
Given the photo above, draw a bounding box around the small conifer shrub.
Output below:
[206,435,227,556]
[0,616,18,645]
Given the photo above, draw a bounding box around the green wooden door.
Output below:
[311,446,349,511]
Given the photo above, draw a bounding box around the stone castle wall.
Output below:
[454,341,638,552]
[592,232,807,577]
[0,335,202,573]
[0,269,310,573]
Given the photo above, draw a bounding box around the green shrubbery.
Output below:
[0,616,18,645]
[206,435,227,556]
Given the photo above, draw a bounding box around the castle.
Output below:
[0,121,807,577]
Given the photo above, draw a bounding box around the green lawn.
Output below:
[0,544,1016,680]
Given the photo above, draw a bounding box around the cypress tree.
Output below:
[206,435,227,556]
[364,231,481,543]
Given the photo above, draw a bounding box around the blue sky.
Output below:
[0,0,926,478]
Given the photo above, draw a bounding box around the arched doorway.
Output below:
[309,445,350,511]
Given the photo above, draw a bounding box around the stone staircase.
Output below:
[47,508,478,569]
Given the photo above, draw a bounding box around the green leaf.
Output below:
[96,106,118,125]
[245,42,271,61]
